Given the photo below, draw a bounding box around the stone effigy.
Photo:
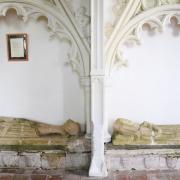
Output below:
[112,118,180,145]
[37,119,81,136]
[0,117,81,148]
[0,117,91,171]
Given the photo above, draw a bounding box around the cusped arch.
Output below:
[106,4,180,74]
[0,0,90,77]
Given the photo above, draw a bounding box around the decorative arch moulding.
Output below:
[105,1,180,74]
[0,0,90,77]
[0,0,91,139]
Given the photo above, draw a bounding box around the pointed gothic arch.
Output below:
[0,0,90,76]
[106,3,180,74]
[0,0,91,135]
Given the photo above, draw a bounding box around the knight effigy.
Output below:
[112,118,180,145]
[0,117,81,148]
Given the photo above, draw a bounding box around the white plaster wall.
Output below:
[108,22,180,132]
[0,10,85,128]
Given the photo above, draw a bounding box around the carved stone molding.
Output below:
[141,0,180,11]
[0,0,90,77]
[80,77,91,136]
[106,3,180,74]
[0,1,91,142]
[63,0,91,44]
[105,0,130,39]
[105,0,180,39]
[75,6,91,43]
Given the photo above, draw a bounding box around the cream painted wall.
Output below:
[108,22,180,132]
[0,10,85,128]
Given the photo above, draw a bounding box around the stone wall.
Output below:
[106,146,180,171]
[0,150,90,171]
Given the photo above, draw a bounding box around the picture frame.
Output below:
[7,33,28,61]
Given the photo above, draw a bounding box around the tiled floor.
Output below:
[0,170,180,180]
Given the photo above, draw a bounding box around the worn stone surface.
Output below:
[67,137,91,153]
[106,148,180,171]
[0,117,82,149]
[19,153,41,168]
[31,175,47,180]
[66,153,90,169]
[41,152,66,169]
[0,175,13,180]
[37,119,81,136]
[0,150,90,170]
[112,118,161,145]
[0,170,180,180]
[112,118,180,145]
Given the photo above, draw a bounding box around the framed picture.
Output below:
[7,33,28,61]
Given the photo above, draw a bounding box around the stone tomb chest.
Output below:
[0,117,90,171]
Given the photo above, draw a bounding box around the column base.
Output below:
[85,133,91,139]
[89,156,108,177]
[104,132,111,143]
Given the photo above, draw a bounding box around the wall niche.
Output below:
[0,8,85,129]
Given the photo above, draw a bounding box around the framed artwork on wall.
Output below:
[7,33,28,61]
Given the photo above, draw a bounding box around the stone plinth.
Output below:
[106,144,180,171]
[0,117,91,171]
[0,139,90,171]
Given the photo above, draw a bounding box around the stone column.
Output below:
[80,76,91,138]
[89,0,110,177]
[104,77,112,143]
[89,76,108,177]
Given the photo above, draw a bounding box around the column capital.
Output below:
[80,76,91,87]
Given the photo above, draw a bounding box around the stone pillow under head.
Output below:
[36,119,81,136]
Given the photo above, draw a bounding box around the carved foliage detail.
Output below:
[113,0,129,17]
[105,0,180,39]
[141,0,180,10]
[105,0,129,39]
[110,12,180,72]
[0,2,84,76]
[75,7,90,43]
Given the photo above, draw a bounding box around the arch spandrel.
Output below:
[105,1,180,74]
[0,0,90,77]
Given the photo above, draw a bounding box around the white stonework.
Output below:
[106,148,180,171]
[0,0,92,174]
[1,0,180,178]
[0,150,90,170]
[0,0,91,139]
[80,77,91,137]
[89,0,111,177]
[64,0,91,43]
[101,0,180,177]
[105,1,180,73]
